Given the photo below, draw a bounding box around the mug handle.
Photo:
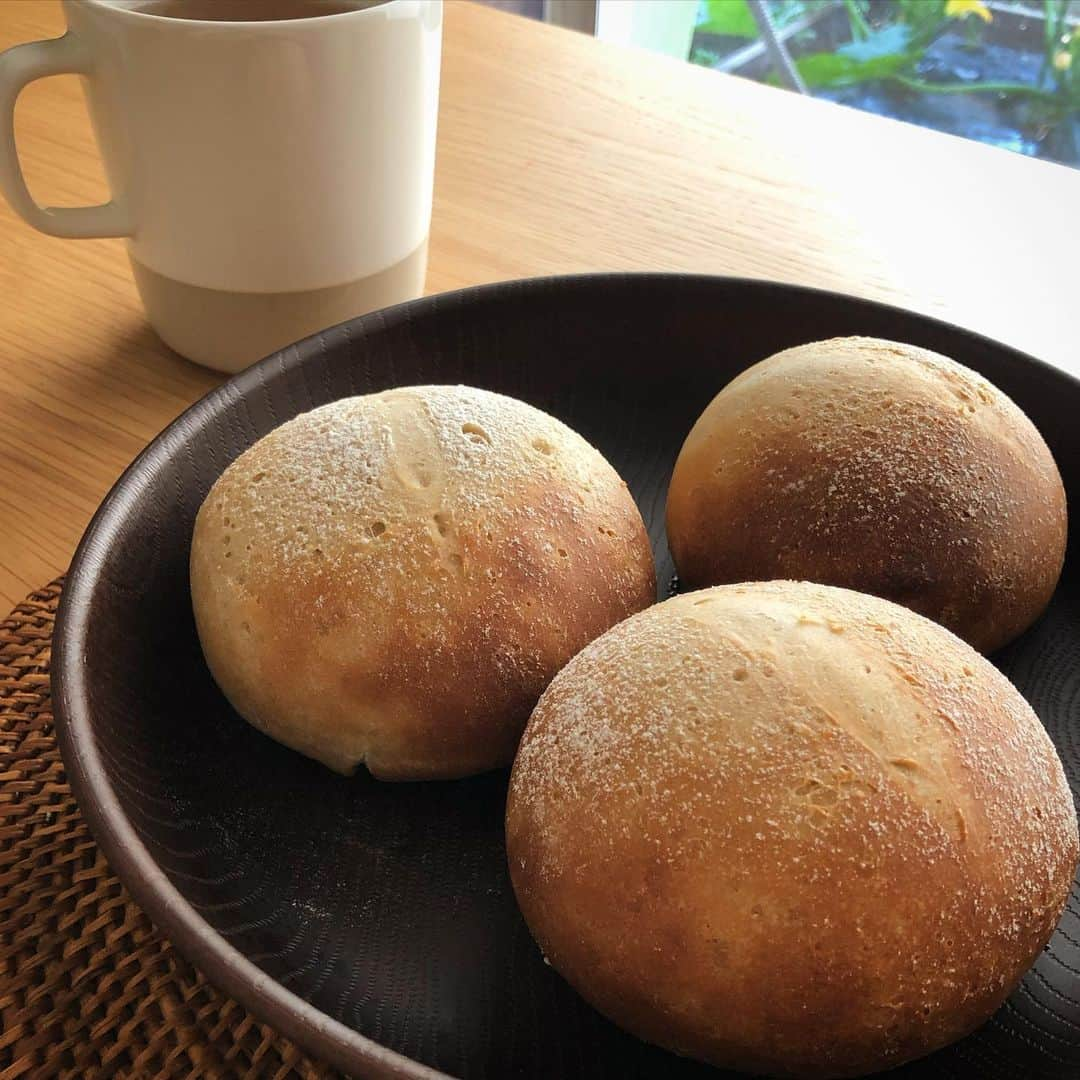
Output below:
[0,33,132,238]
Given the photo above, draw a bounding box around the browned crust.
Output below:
[666,337,1067,653]
[507,581,1079,1078]
[190,386,656,779]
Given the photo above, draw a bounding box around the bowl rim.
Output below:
[50,271,1078,1078]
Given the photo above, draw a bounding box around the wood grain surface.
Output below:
[0,0,1076,611]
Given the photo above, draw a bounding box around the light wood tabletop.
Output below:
[0,0,1076,612]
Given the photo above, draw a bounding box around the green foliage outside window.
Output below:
[690,0,1079,162]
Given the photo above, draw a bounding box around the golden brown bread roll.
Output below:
[190,385,655,779]
[666,337,1067,652]
[507,581,1078,1078]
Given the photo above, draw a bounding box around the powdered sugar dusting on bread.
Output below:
[513,580,1075,882]
[203,387,592,564]
[506,581,1078,1074]
[190,385,656,778]
[666,337,1067,653]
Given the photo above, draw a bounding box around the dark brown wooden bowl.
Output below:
[52,276,1080,1079]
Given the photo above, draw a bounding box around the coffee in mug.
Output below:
[125,1,383,21]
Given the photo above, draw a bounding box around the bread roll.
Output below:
[507,581,1078,1078]
[190,385,655,779]
[666,337,1067,652]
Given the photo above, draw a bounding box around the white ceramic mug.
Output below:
[0,0,442,373]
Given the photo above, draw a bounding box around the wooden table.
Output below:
[0,0,1076,611]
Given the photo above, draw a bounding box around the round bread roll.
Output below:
[190,385,655,780]
[507,581,1078,1078]
[666,337,1067,653]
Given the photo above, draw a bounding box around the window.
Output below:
[533,1,1080,168]
[689,1,1079,167]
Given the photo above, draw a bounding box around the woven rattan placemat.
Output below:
[0,581,336,1079]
